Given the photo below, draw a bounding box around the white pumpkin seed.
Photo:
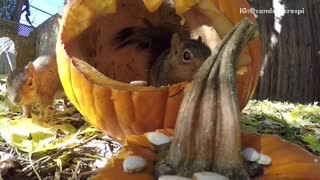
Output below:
[242,147,260,162]
[158,175,191,180]
[192,172,228,180]
[146,132,171,145]
[130,80,148,86]
[123,156,146,173]
[257,153,272,165]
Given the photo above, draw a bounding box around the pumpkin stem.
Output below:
[154,18,258,179]
[214,19,258,178]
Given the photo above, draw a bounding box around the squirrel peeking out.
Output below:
[6,55,66,119]
[150,33,212,86]
[114,19,211,87]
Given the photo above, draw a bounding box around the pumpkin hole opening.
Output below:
[56,0,261,140]
[63,0,221,87]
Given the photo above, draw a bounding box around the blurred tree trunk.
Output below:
[249,0,320,103]
[12,0,26,22]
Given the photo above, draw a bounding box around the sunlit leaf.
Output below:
[31,132,56,153]
[52,124,77,134]
[49,133,79,150]
[7,117,55,136]
[0,117,81,153]
[79,124,98,136]
[9,133,33,152]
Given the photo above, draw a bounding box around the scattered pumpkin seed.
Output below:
[129,81,148,86]
[192,172,228,180]
[242,147,260,162]
[158,175,191,180]
[146,132,171,145]
[257,154,272,165]
[123,156,146,173]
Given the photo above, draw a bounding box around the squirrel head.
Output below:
[168,33,211,83]
[6,62,38,105]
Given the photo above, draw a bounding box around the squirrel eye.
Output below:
[182,49,193,63]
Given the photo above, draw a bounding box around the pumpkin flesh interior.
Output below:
[61,0,254,90]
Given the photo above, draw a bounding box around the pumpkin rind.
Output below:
[56,0,261,140]
[92,131,320,180]
[242,134,320,179]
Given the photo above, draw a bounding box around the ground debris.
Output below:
[0,77,122,179]
[242,100,320,155]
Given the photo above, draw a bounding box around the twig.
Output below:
[24,134,99,175]
[23,155,51,171]
[29,153,42,180]
[78,169,99,179]
[71,152,104,160]
[72,161,81,180]
[50,134,99,160]
[75,134,100,149]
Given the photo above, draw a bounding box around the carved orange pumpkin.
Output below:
[92,130,320,180]
[56,0,261,140]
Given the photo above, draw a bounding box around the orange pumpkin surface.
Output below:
[56,0,261,140]
[92,130,320,180]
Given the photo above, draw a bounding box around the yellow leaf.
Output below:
[9,133,33,152]
[31,132,56,153]
[9,117,55,136]
[52,124,77,134]
[79,124,98,135]
[45,133,79,151]
[0,116,81,153]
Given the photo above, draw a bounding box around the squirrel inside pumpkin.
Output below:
[6,55,67,119]
[114,19,212,87]
[150,33,211,86]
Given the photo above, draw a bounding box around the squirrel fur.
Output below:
[6,55,66,119]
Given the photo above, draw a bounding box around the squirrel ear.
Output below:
[197,36,203,42]
[171,33,180,48]
[25,62,35,77]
